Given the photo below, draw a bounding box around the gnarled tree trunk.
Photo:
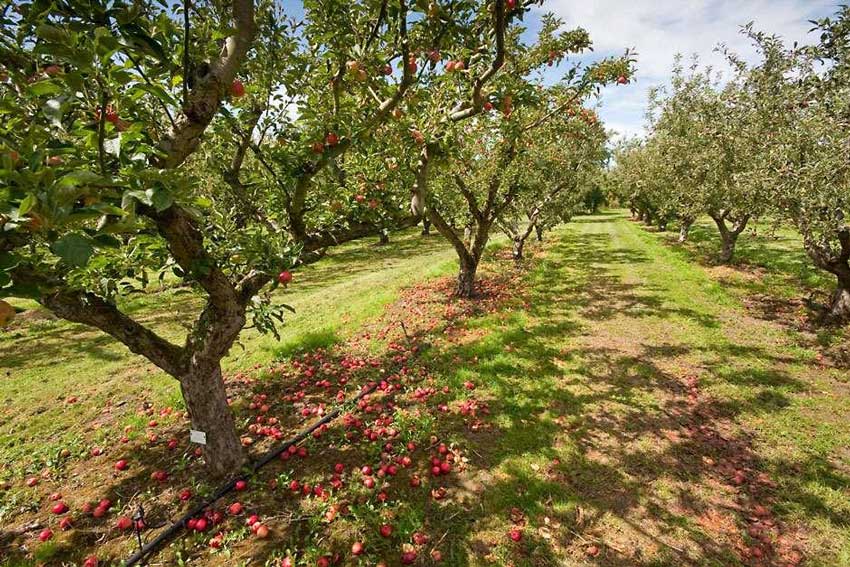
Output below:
[534,224,543,242]
[678,217,694,243]
[802,229,850,321]
[830,279,850,320]
[457,254,479,298]
[180,362,244,475]
[512,237,525,263]
[711,212,750,264]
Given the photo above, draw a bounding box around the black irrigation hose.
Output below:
[124,384,377,566]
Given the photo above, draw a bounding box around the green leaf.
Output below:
[36,24,71,45]
[50,232,95,267]
[19,194,37,215]
[28,80,63,97]
[149,187,173,212]
[58,170,113,188]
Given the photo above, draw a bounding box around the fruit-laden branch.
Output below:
[449,0,506,121]
[287,0,415,243]
[156,0,257,168]
[222,107,282,232]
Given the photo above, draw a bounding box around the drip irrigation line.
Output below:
[125,384,376,566]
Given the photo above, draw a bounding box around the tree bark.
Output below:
[421,217,431,235]
[711,212,749,264]
[830,279,850,320]
[534,224,543,242]
[678,217,694,243]
[180,362,244,476]
[457,255,478,298]
[378,232,390,245]
[512,237,525,263]
[801,228,850,322]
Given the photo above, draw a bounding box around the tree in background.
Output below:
[406,7,634,296]
[499,100,609,262]
[1,0,264,475]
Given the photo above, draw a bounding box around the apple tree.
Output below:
[406,6,634,296]
[0,0,275,475]
[498,98,610,261]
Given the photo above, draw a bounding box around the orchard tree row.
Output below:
[0,0,632,474]
[608,7,850,321]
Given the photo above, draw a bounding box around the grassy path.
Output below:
[0,230,461,472]
[2,211,848,567]
[441,211,849,566]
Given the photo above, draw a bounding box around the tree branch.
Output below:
[156,0,257,168]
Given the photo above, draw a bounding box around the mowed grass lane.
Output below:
[429,211,849,566]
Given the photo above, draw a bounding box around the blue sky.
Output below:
[533,0,839,140]
[279,0,838,139]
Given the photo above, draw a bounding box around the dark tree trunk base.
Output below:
[180,364,245,476]
[456,265,477,298]
[828,286,850,322]
[512,239,525,265]
[378,233,390,245]
[534,225,543,242]
[719,236,737,264]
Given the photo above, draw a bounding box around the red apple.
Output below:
[380,524,393,538]
[255,524,269,538]
[114,459,128,471]
[230,79,246,98]
[616,75,628,85]
[179,489,192,501]
[334,463,345,474]
[278,270,293,285]
[352,541,365,555]
[83,556,98,567]
[325,132,339,146]
[508,528,522,542]
[52,501,69,514]
[59,517,73,530]
[229,502,244,515]
[116,516,133,531]
[38,528,53,542]
[235,480,247,491]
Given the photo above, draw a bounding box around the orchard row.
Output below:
[608,9,850,321]
[0,2,631,474]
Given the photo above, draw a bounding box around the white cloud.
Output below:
[536,0,837,138]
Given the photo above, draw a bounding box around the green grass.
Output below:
[0,229,460,475]
[2,211,849,566]
[414,211,850,565]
